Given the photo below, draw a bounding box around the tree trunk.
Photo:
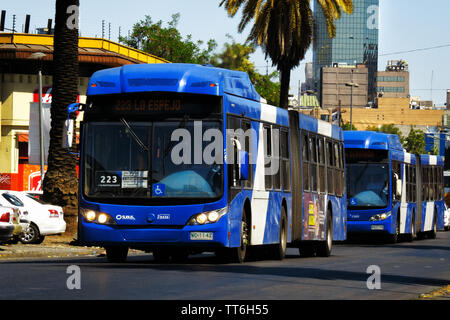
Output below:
[42,0,80,235]
[279,64,291,109]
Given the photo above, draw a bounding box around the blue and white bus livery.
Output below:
[344,131,445,242]
[69,63,347,262]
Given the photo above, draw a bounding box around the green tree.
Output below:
[212,36,280,105]
[220,0,353,109]
[342,122,357,131]
[404,126,426,155]
[42,0,80,232]
[120,14,217,64]
[366,124,404,144]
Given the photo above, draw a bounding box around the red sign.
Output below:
[33,87,80,103]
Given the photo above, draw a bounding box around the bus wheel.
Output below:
[406,212,416,242]
[235,210,249,263]
[428,210,438,239]
[105,246,128,263]
[317,209,333,257]
[388,214,400,244]
[270,207,288,260]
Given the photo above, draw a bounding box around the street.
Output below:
[1,231,449,301]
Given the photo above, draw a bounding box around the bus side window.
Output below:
[318,137,326,193]
[264,124,273,191]
[333,142,340,196]
[310,135,318,192]
[281,129,291,192]
[242,120,253,190]
[227,116,241,189]
[406,165,411,202]
[273,125,281,191]
[340,143,345,196]
[302,133,310,191]
[422,167,428,202]
[326,139,334,195]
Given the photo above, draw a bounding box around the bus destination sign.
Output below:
[114,98,182,113]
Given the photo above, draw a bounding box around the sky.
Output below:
[1,0,450,105]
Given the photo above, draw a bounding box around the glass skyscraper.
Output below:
[313,0,379,101]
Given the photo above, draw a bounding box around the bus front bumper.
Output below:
[347,217,392,234]
[78,218,230,249]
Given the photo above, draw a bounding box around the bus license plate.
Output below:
[190,232,213,241]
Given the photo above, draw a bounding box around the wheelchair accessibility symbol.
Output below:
[153,184,165,197]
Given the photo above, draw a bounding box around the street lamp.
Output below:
[345,81,359,131]
[28,52,47,185]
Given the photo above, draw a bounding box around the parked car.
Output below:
[0,190,66,244]
[445,204,450,231]
[0,206,16,243]
[0,205,27,243]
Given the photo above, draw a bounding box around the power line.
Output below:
[380,44,450,56]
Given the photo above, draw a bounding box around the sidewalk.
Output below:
[0,234,104,260]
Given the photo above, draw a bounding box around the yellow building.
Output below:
[340,98,445,131]
[0,33,168,190]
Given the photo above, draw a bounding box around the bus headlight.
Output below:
[85,210,97,222]
[188,207,228,226]
[81,209,116,225]
[370,212,391,222]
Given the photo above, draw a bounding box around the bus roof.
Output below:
[87,63,262,102]
[300,113,343,141]
[420,154,444,166]
[344,131,404,151]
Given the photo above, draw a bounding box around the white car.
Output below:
[0,190,66,244]
[0,206,18,243]
[0,205,29,243]
[445,204,450,231]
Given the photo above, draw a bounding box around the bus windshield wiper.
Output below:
[120,117,149,152]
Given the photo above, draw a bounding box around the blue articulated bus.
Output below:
[344,131,445,242]
[70,63,346,262]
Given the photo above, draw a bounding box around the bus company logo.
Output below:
[157,214,171,220]
[115,214,136,221]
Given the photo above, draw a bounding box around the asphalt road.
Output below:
[1,231,449,301]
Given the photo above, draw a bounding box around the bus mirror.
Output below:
[239,150,249,181]
[62,119,74,149]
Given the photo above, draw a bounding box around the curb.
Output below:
[418,285,450,300]
[0,243,104,260]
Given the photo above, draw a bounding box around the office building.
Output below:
[376,60,410,99]
[321,65,369,109]
[313,0,379,101]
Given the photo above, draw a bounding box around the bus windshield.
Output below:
[347,163,390,209]
[83,120,223,202]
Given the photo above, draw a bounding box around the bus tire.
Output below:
[428,210,438,239]
[406,211,416,242]
[105,246,128,263]
[218,209,249,263]
[317,209,333,257]
[270,207,288,260]
[388,212,400,244]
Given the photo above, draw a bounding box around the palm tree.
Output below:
[42,0,80,233]
[220,0,353,109]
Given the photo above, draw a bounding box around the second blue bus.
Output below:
[344,131,445,242]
